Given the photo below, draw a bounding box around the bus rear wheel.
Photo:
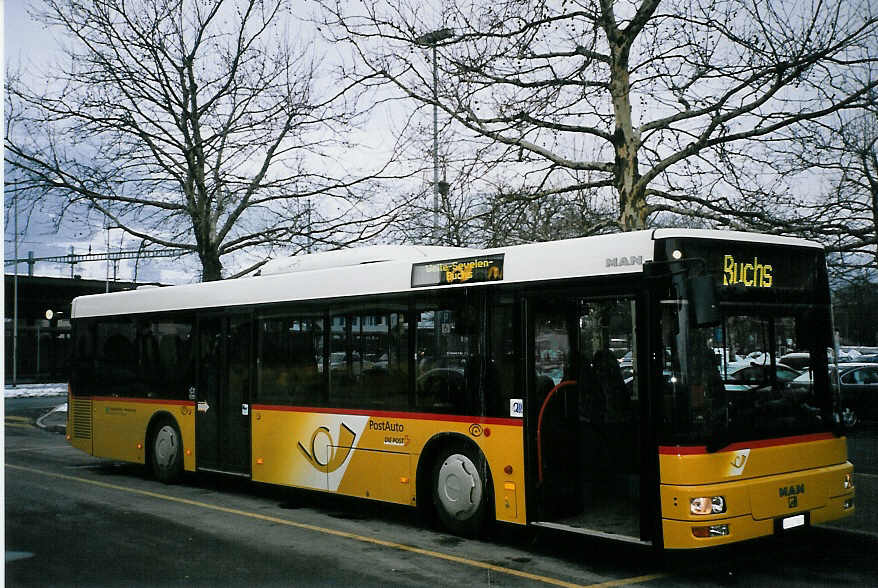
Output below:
[432,443,491,537]
[149,417,183,484]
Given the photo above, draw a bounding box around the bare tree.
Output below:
[5,0,405,281]
[391,183,618,247]
[318,0,878,233]
[768,99,878,276]
[384,118,620,246]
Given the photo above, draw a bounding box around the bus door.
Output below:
[528,294,643,541]
[196,314,252,476]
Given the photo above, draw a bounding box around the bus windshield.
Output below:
[660,302,837,449]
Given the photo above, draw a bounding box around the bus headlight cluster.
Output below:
[690,496,726,515]
[843,473,853,490]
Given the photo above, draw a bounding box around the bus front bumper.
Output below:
[661,462,855,549]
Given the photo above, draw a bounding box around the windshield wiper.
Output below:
[704,406,732,453]
[705,428,732,453]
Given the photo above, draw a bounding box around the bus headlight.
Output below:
[690,496,726,515]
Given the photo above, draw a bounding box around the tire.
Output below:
[432,442,491,537]
[843,408,857,429]
[149,417,183,484]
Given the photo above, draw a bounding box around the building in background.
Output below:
[4,275,149,384]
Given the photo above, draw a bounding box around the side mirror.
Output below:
[689,275,721,327]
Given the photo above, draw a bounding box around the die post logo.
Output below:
[297,423,356,474]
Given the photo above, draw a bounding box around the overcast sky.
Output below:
[5,2,159,282]
[3,1,428,285]
[3,2,263,284]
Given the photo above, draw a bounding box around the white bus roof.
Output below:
[71,229,822,318]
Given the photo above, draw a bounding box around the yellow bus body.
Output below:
[68,395,197,473]
[250,406,527,524]
[67,395,527,525]
[659,433,854,549]
[68,395,855,548]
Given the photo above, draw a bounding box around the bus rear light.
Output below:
[843,473,853,490]
[692,524,729,538]
[690,496,726,515]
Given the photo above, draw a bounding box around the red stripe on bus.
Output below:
[87,397,195,406]
[658,432,836,455]
[251,404,523,427]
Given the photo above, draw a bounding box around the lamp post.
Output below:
[12,190,19,386]
[415,27,453,244]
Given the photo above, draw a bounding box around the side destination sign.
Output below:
[411,254,505,287]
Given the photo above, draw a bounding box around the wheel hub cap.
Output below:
[437,453,482,520]
[154,425,177,467]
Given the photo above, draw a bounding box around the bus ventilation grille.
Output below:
[72,398,93,440]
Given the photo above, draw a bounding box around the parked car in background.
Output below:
[836,363,878,423]
[779,352,811,371]
[723,362,801,392]
[786,362,878,426]
[838,346,878,362]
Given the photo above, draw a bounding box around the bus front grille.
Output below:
[71,398,92,440]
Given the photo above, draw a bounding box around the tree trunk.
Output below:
[608,36,647,231]
[873,189,878,269]
[199,249,223,282]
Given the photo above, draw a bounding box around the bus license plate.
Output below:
[781,514,805,530]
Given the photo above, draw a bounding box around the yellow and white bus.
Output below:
[67,229,855,549]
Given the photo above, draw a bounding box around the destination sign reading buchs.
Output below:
[411,254,505,287]
[668,240,822,294]
[711,247,819,292]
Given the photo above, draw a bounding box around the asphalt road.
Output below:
[5,397,878,587]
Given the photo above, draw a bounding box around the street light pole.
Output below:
[13,191,19,386]
[431,42,439,244]
[415,27,453,245]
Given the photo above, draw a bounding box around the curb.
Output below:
[35,405,67,434]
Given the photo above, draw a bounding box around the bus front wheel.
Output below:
[432,443,491,537]
[149,417,183,484]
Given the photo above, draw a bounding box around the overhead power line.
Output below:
[4,248,182,266]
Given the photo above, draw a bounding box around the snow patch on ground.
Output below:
[5,383,68,398]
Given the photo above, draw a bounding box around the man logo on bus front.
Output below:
[297,423,356,473]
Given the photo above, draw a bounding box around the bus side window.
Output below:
[143,318,194,400]
[137,323,160,393]
[324,300,409,410]
[257,314,323,406]
[356,309,409,410]
[579,299,636,425]
[157,328,194,400]
[415,294,477,414]
[97,319,138,397]
[486,294,517,418]
[71,319,97,396]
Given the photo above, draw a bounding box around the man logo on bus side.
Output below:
[297,423,357,474]
[605,256,643,268]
